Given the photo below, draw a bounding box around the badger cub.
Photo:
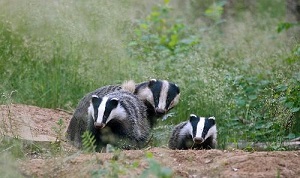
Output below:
[168,114,217,150]
[88,90,150,150]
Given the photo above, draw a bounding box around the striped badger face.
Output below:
[187,114,216,144]
[135,79,180,117]
[89,95,126,129]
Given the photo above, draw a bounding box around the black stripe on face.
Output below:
[189,115,200,138]
[92,96,102,122]
[103,98,119,124]
[149,80,162,108]
[201,118,215,138]
[166,83,180,110]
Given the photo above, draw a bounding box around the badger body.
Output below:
[66,79,180,148]
[88,90,150,150]
[168,114,217,150]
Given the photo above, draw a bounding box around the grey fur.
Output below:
[66,85,122,148]
[168,115,217,150]
[88,90,150,150]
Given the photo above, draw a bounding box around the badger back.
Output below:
[134,79,180,126]
[88,90,150,146]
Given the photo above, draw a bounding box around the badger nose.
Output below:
[155,108,166,115]
[94,122,105,129]
[193,137,204,144]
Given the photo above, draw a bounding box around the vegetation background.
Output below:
[0,0,299,156]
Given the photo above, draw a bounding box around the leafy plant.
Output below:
[204,1,226,24]
[0,137,24,159]
[50,118,65,155]
[277,22,300,33]
[128,0,200,61]
[228,69,300,144]
[91,150,139,178]
[81,131,96,153]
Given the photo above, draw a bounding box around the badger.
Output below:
[66,79,180,148]
[88,90,150,150]
[134,79,180,127]
[168,114,217,150]
[66,82,130,148]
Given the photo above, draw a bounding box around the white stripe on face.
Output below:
[96,96,109,124]
[205,125,217,140]
[107,104,126,123]
[138,87,154,107]
[195,117,205,138]
[88,103,94,120]
[168,93,180,110]
[158,80,168,110]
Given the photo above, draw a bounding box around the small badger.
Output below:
[66,79,180,148]
[168,114,217,150]
[88,90,150,150]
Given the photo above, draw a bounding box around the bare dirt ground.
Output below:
[1,104,300,178]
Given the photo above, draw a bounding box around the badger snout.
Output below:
[94,122,105,129]
[155,108,166,115]
[193,137,204,144]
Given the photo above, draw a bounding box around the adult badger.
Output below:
[88,90,150,150]
[66,79,180,148]
[134,79,180,127]
[168,114,217,150]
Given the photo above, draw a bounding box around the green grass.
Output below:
[0,0,299,152]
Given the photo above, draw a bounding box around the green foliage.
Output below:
[0,0,137,110]
[204,1,226,23]
[91,150,126,178]
[150,124,174,147]
[0,151,24,178]
[91,150,140,178]
[0,18,91,109]
[128,0,200,61]
[81,131,96,153]
[277,22,300,33]
[140,152,173,178]
[50,118,65,155]
[91,151,172,178]
[0,0,299,151]
[0,137,25,159]
[226,75,276,142]
[225,67,300,144]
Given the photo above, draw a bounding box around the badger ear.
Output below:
[173,83,180,94]
[91,95,102,109]
[148,79,157,87]
[92,94,99,99]
[208,116,215,120]
[176,85,180,93]
[189,114,198,121]
[208,116,216,125]
[110,97,119,107]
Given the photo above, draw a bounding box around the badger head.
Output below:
[135,79,180,117]
[89,95,126,129]
[188,114,216,144]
